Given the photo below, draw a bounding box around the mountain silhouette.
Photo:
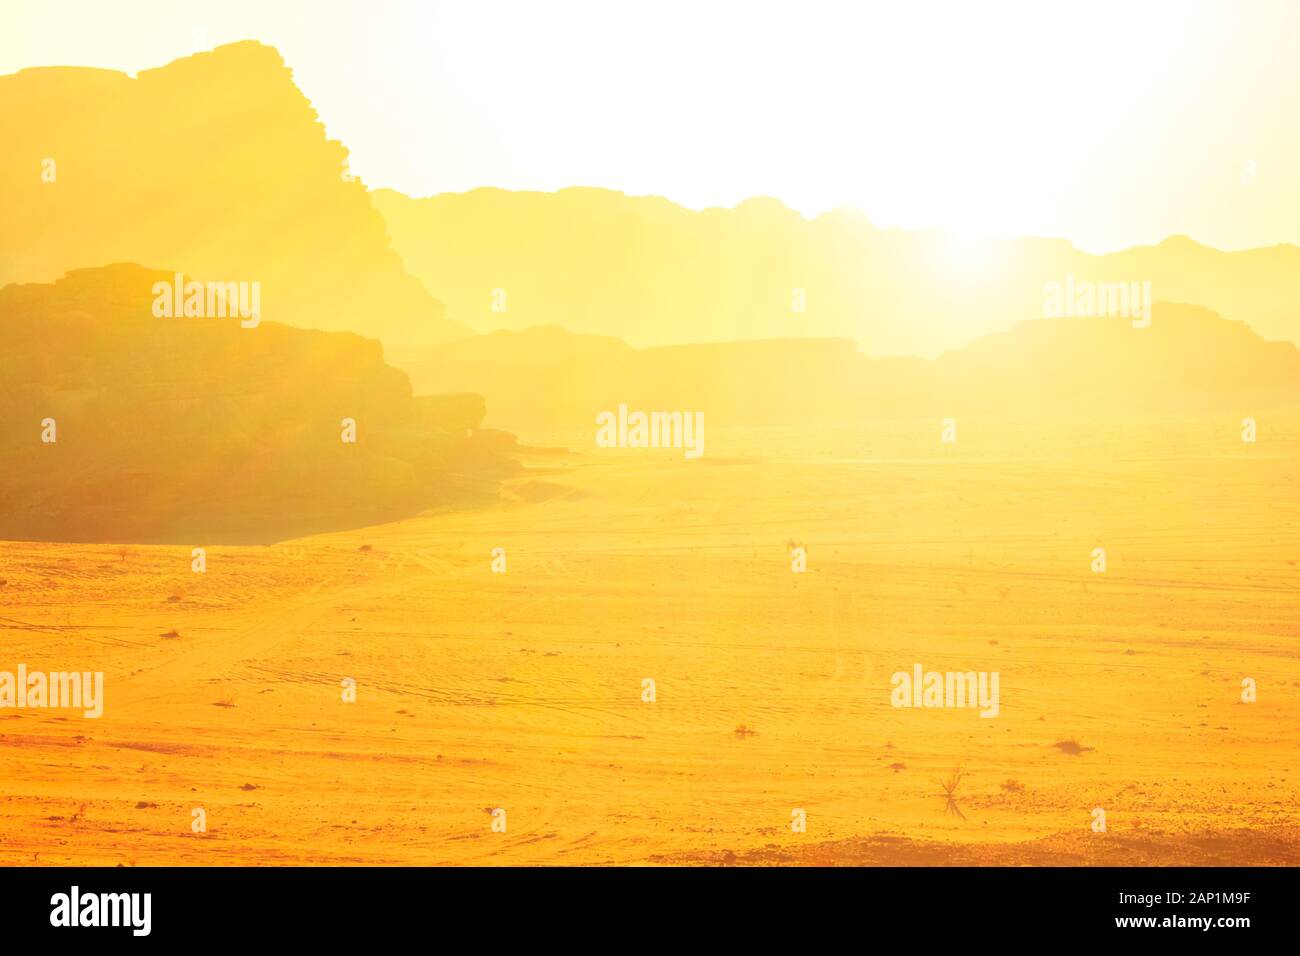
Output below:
[0,265,516,544]
[390,304,1300,431]
[0,42,471,347]
[375,187,1300,356]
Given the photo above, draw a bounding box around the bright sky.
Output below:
[5,0,1298,252]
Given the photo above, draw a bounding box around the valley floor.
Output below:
[1,421,1298,865]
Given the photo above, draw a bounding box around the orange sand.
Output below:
[2,422,1297,865]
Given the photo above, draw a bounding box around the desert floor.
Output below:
[2,421,1298,865]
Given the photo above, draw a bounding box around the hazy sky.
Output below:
[5,0,1298,252]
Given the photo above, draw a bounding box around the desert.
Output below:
[2,28,1298,870]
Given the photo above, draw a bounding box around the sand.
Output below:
[1,420,1297,865]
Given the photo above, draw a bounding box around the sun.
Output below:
[938,231,1005,281]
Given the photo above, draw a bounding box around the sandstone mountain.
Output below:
[0,265,515,544]
[375,187,1300,357]
[390,305,1300,434]
[0,43,471,347]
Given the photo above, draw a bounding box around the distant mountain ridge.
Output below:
[375,186,1300,357]
[0,42,471,346]
[390,304,1300,433]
